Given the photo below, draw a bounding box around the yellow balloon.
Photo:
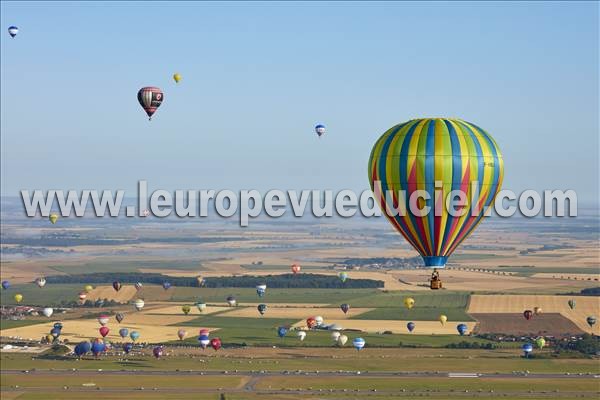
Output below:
[84,285,93,293]
[439,314,447,325]
[49,214,58,224]
[173,73,181,83]
[14,294,23,303]
[404,297,415,310]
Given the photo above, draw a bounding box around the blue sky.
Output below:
[1,2,598,203]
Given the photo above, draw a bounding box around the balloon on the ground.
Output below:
[153,346,164,358]
[14,294,23,303]
[129,331,140,341]
[291,263,301,274]
[119,328,129,339]
[210,338,222,351]
[277,326,288,338]
[99,327,110,338]
[42,308,53,317]
[368,118,503,270]
[137,87,163,120]
[182,305,191,315]
[340,303,350,314]
[97,315,110,326]
[257,304,267,315]
[177,329,187,340]
[315,124,325,137]
[297,331,306,341]
[35,277,46,288]
[407,322,415,333]
[112,281,122,292]
[439,315,447,325]
[49,214,58,224]
[353,337,365,351]
[587,316,597,328]
[404,297,415,309]
[173,73,181,83]
[1,280,9,290]
[338,334,348,346]
[457,323,468,336]
[115,313,125,323]
[523,310,533,321]
[8,26,18,38]
[123,342,133,354]
[256,284,267,297]
[226,295,236,306]
[134,299,145,311]
[331,331,341,342]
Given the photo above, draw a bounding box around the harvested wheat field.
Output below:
[471,313,583,336]
[290,319,475,335]
[0,319,215,343]
[468,295,600,334]
[220,306,373,319]
[87,285,136,302]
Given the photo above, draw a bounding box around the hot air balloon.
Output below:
[134,299,145,311]
[457,323,468,336]
[257,304,267,316]
[568,299,576,310]
[277,326,288,338]
[153,346,163,359]
[353,337,365,351]
[1,280,9,290]
[123,342,133,354]
[8,26,18,38]
[50,327,61,339]
[439,315,447,326]
[35,277,46,288]
[338,272,348,283]
[196,301,207,312]
[75,341,91,357]
[256,284,267,297]
[97,315,110,326]
[291,263,301,274]
[407,322,415,333]
[112,281,122,292]
[91,339,105,357]
[129,331,140,342]
[535,337,546,349]
[340,303,350,314]
[78,292,87,302]
[522,343,533,358]
[198,335,210,349]
[177,329,187,340]
[137,87,163,120]
[182,305,191,315]
[523,310,533,321]
[297,331,306,341]
[587,316,597,328]
[162,282,171,290]
[315,316,324,326]
[173,73,181,83]
[210,338,222,351]
[115,313,125,323]
[53,322,63,331]
[226,295,236,307]
[315,124,326,137]
[404,297,415,310]
[99,327,110,338]
[84,285,93,293]
[534,307,542,315]
[331,331,341,342]
[338,334,348,346]
[306,317,317,329]
[134,282,143,291]
[368,119,503,288]
[14,294,23,303]
[42,307,53,317]
[119,328,129,339]
[49,214,58,224]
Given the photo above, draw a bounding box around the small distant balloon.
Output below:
[8,26,18,38]
[49,214,58,224]
[173,73,182,83]
[315,124,326,137]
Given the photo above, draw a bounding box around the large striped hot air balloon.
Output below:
[137,87,163,120]
[368,118,503,277]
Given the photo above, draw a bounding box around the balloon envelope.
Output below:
[368,118,503,268]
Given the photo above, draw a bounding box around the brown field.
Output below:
[87,285,137,302]
[468,295,600,334]
[471,313,583,336]
[220,306,373,319]
[290,319,476,334]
